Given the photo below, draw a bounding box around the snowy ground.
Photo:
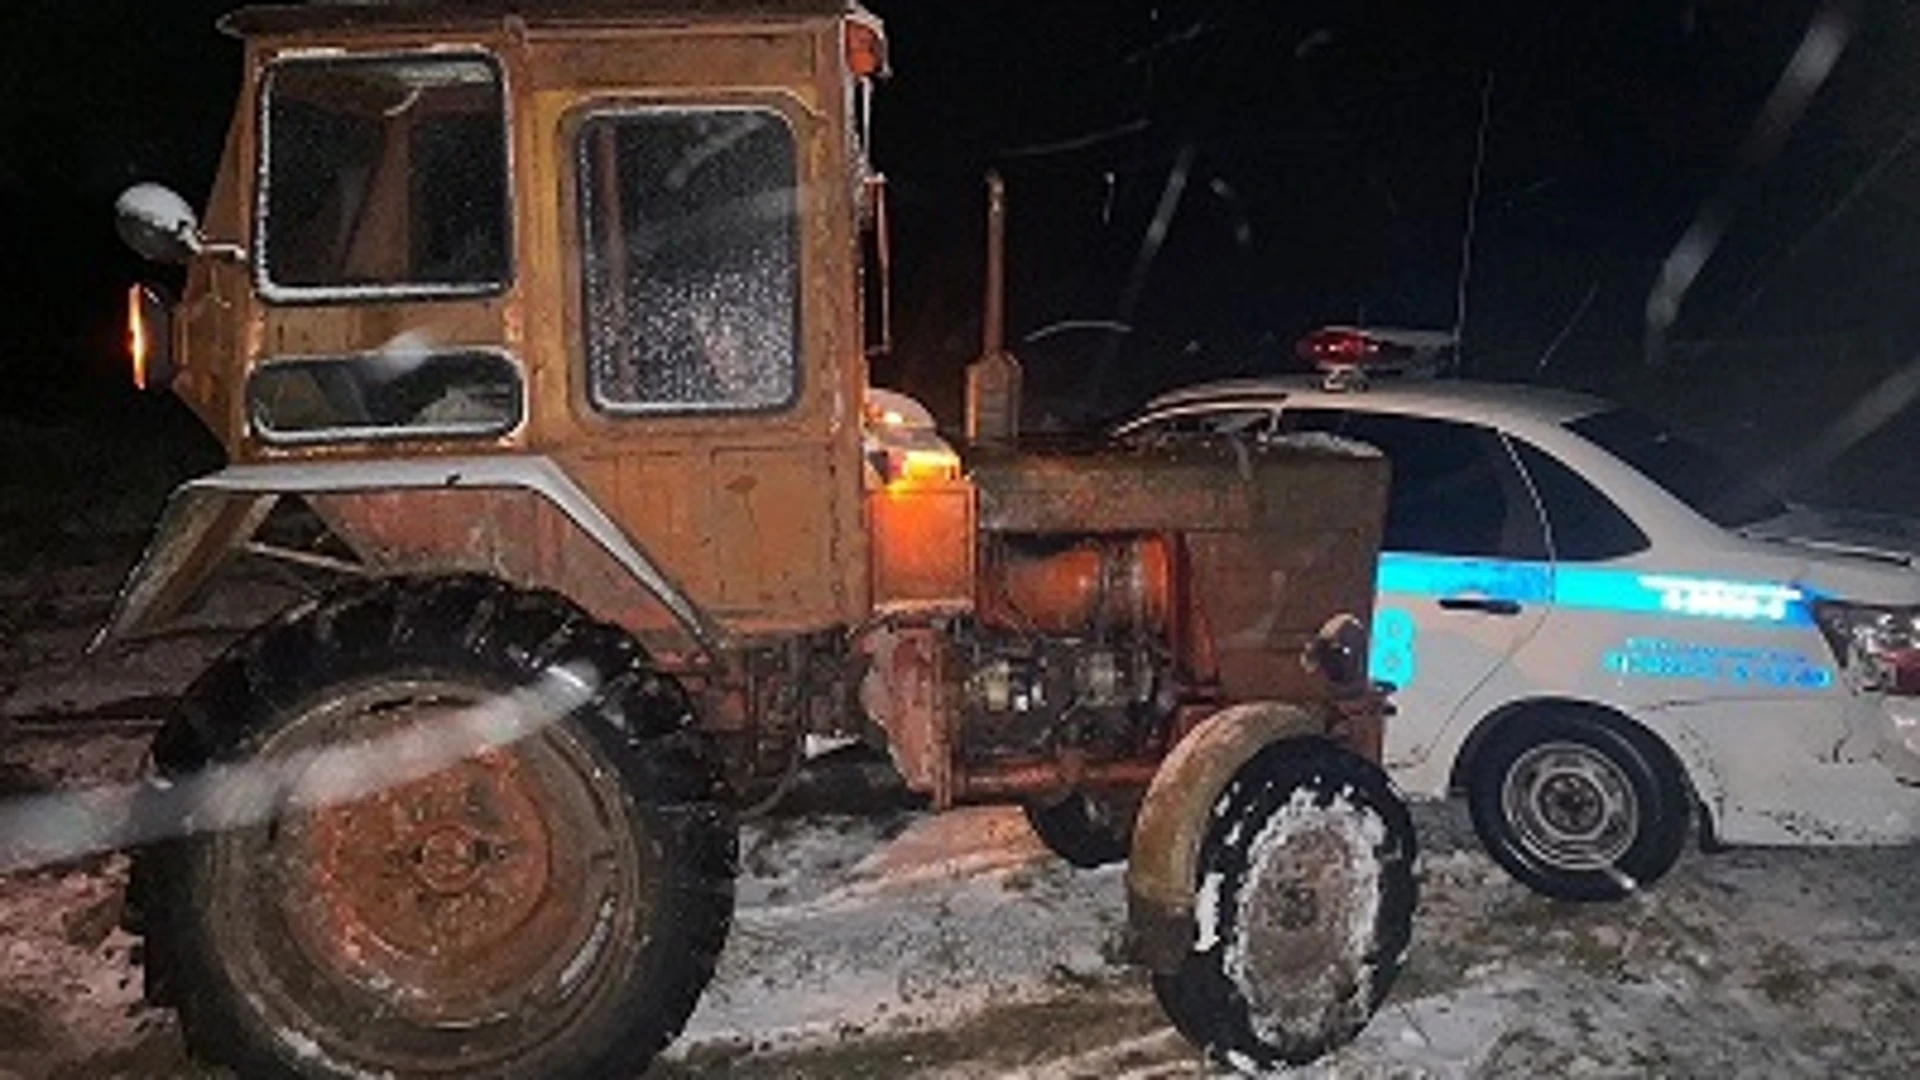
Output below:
[5,555,1920,1078]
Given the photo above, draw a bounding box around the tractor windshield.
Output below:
[256,52,510,299]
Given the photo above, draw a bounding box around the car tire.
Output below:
[128,573,736,1079]
[1467,706,1689,902]
[1152,740,1417,1071]
[1023,791,1136,868]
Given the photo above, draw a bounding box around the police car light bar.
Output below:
[1297,326,1455,390]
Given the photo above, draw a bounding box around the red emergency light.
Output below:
[1295,325,1455,387]
[1298,327,1381,366]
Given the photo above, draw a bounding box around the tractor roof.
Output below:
[221,0,856,38]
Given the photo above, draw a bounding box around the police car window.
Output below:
[1566,407,1786,529]
[1510,438,1650,561]
[1282,408,1547,559]
[1134,408,1273,439]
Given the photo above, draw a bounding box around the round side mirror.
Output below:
[115,183,202,265]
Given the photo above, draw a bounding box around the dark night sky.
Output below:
[5,1,1919,440]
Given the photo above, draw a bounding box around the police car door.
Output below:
[1281,409,1553,770]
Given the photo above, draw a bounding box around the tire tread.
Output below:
[130,573,736,1079]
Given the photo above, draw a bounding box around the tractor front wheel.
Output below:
[1153,741,1416,1072]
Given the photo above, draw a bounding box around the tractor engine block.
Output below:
[955,627,1170,766]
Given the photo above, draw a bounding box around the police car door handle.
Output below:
[1438,596,1523,616]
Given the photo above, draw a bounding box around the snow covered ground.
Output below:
[6,764,1919,1078]
[660,797,1920,1079]
[5,557,1920,1078]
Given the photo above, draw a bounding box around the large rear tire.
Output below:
[1152,740,1416,1072]
[130,574,736,1079]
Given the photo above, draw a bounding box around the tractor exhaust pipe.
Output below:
[966,171,1022,443]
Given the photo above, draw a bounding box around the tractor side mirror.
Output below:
[115,183,207,265]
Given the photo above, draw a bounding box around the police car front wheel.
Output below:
[1467,708,1689,902]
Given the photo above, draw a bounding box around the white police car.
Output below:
[1117,327,1920,901]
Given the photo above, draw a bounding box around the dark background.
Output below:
[4,1,1919,517]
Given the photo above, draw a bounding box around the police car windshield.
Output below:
[1566,407,1787,530]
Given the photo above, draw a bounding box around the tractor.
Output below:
[104,2,1417,1075]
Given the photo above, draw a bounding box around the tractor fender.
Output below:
[1126,701,1330,974]
[90,455,724,662]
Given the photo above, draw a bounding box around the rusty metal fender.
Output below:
[88,484,277,652]
[1126,701,1329,974]
[90,455,724,660]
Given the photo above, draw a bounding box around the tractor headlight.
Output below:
[1305,612,1370,691]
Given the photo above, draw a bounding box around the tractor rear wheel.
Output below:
[129,574,735,1079]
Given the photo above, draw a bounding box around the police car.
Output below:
[1116,326,1920,901]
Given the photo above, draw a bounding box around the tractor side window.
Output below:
[1282,409,1547,559]
[258,54,509,298]
[1510,438,1651,561]
[248,350,523,444]
[577,108,800,414]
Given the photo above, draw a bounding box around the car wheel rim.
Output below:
[1501,740,1637,871]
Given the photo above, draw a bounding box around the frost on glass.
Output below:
[248,350,522,442]
[578,109,799,413]
[260,55,508,295]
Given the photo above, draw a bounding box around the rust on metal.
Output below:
[295,748,558,1019]
[856,624,955,807]
[107,0,1414,1072]
[524,13,871,636]
[964,170,1021,443]
[1184,529,1380,703]
[980,171,1006,360]
[270,679,638,1031]
[972,440,1385,536]
[312,488,701,657]
[972,441,1387,706]
[222,1,857,38]
[178,4,877,635]
[1327,692,1388,763]
[1125,702,1330,974]
[955,759,1159,800]
[126,0,1400,832]
[978,536,1170,636]
[971,443,1260,534]
[867,477,976,610]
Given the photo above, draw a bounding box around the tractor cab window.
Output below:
[257,53,510,298]
[248,350,523,444]
[576,108,800,414]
